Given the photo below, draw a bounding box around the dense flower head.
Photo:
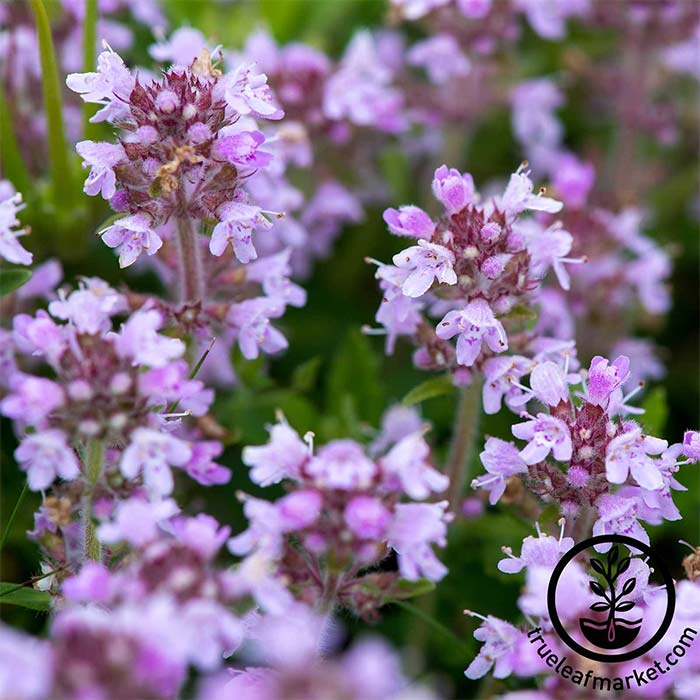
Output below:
[67,47,282,268]
[472,350,697,549]
[232,416,451,618]
[1,278,229,496]
[370,163,576,374]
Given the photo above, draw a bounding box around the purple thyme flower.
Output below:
[512,413,572,464]
[388,501,450,581]
[392,239,457,297]
[0,182,32,265]
[472,437,528,504]
[14,430,80,491]
[100,213,162,268]
[605,425,666,490]
[436,299,507,367]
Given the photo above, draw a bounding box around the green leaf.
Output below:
[0,268,32,296]
[231,346,274,391]
[326,330,384,435]
[403,375,456,406]
[391,578,437,601]
[291,356,322,392]
[640,387,668,436]
[30,0,75,209]
[0,584,51,612]
[217,389,319,445]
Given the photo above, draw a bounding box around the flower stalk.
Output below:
[175,202,205,304]
[446,379,482,512]
[82,438,104,562]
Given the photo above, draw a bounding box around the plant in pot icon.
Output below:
[579,545,643,649]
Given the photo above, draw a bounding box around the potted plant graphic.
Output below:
[579,545,643,649]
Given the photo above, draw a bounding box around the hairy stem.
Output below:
[317,571,340,615]
[445,379,483,513]
[567,504,596,541]
[175,210,205,304]
[82,438,104,562]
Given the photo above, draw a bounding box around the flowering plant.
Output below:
[1,2,697,699]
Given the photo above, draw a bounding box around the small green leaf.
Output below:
[0,268,32,296]
[0,584,51,611]
[391,578,436,601]
[326,330,384,434]
[292,356,322,392]
[403,375,456,406]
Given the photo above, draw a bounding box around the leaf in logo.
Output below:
[616,601,636,612]
[590,580,607,598]
[590,558,606,576]
[590,601,610,612]
[607,545,619,567]
[616,556,631,577]
[621,578,636,596]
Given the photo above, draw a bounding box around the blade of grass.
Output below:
[82,0,98,134]
[30,0,74,209]
[393,601,469,653]
[0,483,28,554]
[0,84,32,195]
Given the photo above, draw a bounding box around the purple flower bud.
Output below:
[383,206,434,239]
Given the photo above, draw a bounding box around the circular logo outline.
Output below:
[546,534,676,663]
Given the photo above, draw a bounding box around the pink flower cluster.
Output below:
[369,163,582,376]
[473,353,698,545]
[2,278,228,497]
[233,416,451,617]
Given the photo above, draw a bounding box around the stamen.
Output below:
[464,609,487,621]
[558,517,566,544]
[679,540,697,552]
[535,521,542,537]
[361,325,387,336]
[303,431,315,455]
[162,409,192,419]
[622,382,646,405]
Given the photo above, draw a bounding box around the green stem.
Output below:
[82,438,104,562]
[82,0,99,135]
[317,571,340,615]
[0,483,28,554]
[30,0,74,209]
[0,84,32,196]
[445,380,483,513]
